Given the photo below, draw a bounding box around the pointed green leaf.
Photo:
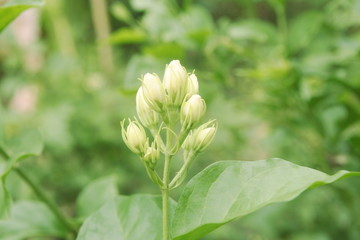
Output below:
[76,194,177,240]
[0,200,67,239]
[0,0,44,32]
[172,159,360,240]
[76,175,119,220]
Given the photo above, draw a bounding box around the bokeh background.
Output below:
[1,0,360,239]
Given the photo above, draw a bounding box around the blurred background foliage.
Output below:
[1,0,360,239]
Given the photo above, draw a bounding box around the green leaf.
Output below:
[76,194,177,240]
[0,200,67,239]
[108,27,146,45]
[5,129,43,164]
[0,0,44,32]
[76,175,119,220]
[172,159,360,240]
[288,11,323,53]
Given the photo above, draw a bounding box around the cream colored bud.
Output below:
[121,119,147,154]
[143,141,160,168]
[183,121,217,152]
[163,60,188,106]
[187,74,199,96]
[136,87,160,128]
[181,94,206,129]
[142,73,165,112]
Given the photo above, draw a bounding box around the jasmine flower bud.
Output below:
[183,121,217,152]
[163,60,188,107]
[143,141,160,169]
[142,73,165,112]
[187,73,199,96]
[136,87,160,129]
[121,119,147,155]
[181,94,206,129]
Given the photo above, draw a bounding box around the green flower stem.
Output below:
[0,149,77,236]
[162,126,174,240]
[169,151,196,189]
[161,159,170,240]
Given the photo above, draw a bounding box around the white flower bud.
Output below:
[183,121,217,152]
[136,87,160,128]
[121,119,147,154]
[141,73,165,112]
[163,60,188,106]
[143,141,160,168]
[181,94,206,129]
[187,73,199,96]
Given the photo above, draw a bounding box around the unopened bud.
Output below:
[183,121,217,152]
[136,87,160,128]
[163,60,188,106]
[143,141,160,168]
[181,94,206,129]
[121,119,147,154]
[187,73,199,96]
[141,73,165,112]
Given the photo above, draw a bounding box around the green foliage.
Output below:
[76,159,359,240]
[0,129,43,218]
[76,175,119,220]
[1,0,360,239]
[0,0,43,32]
[77,195,177,240]
[0,200,67,239]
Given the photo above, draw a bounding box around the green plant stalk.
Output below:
[0,149,76,236]
[90,0,115,76]
[162,126,174,240]
[169,151,196,189]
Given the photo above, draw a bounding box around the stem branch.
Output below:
[0,149,76,235]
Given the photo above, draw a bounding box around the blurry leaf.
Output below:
[300,77,326,101]
[320,106,347,138]
[0,0,44,32]
[288,11,323,53]
[4,129,43,165]
[76,175,118,220]
[143,42,184,59]
[0,129,43,219]
[111,2,133,24]
[0,200,67,239]
[227,20,277,43]
[76,194,177,240]
[172,159,360,240]
[108,28,146,45]
[341,122,360,141]
[179,6,213,48]
[123,55,164,91]
[130,0,167,11]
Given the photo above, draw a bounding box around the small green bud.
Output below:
[181,94,206,129]
[143,141,160,168]
[121,119,147,155]
[183,121,217,152]
[187,73,199,96]
[141,73,166,112]
[163,60,188,106]
[136,87,160,128]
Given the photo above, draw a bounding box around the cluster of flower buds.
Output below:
[121,60,217,185]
